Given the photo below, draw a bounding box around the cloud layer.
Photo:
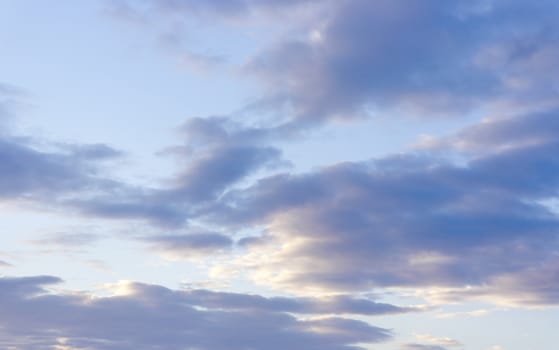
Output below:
[204,108,559,304]
[0,276,393,350]
[246,0,559,123]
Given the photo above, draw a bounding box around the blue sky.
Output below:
[1,1,558,349]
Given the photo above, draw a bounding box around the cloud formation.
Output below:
[143,232,234,259]
[0,276,392,350]
[2,1,558,348]
[177,288,423,316]
[201,108,559,303]
[246,0,559,123]
[70,117,285,226]
[0,137,121,201]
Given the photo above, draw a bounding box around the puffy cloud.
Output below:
[417,109,559,155]
[246,0,559,124]
[0,275,392,350]
[203,109,559,303]
[105,1,559,126]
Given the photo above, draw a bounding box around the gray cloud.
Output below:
[0,275,392,350]
[143,232,234,258]
[201,109,559,303]
[0,83,128,215]
[106,0,559,127]
[71,188,187,227]
[73,117,285,226]
[60,143,124,160]
[419,109,559,156]
[0,137,122,200]
[245,0,559,124]
[178,289,424,316]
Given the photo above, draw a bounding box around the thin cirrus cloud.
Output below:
[413,334,462,347]
[106,0,323,20]
[27,233,103,249]
[401,345,449,350]
[0,82,26,124]
[0,275,392,350]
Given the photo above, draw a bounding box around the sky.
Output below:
[0,0,558,349]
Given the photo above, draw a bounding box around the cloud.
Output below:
[0,83,123,202]
[177,289,423,316]
[200,108,559,303]
[245,0,559,124]
[424,256,559,306]
[70,188,187,227]
[401,344,449,350]
[73,117,286,226]
[435,308,491,319]
[105,1,559,127]
[107,0,323,20]
[59,143,124,160]
[27,233,103,248]
[417,109,559,156]
[104,0,559,128]
[29,108,559,304]
[0,260,12,268]
[414,334,462,347]
[0,137,121,200]
[143,232,234,259]
[0,275,392,350]
[0,82,26,124]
